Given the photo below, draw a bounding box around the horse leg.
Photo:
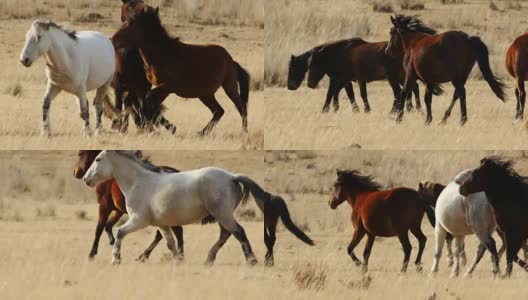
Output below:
[388,78,402,114]
[222,74,248,131]
[331,80,345,113]
[347,226,366,266]
[457,86,468,125]
[445,233,454,267]
[264,214,278,267]
[231,222,258,265]
[522,240,528,262]
[105,210,123,245]
[412,82,421,111]
[322,78,336,113]
[424,84,434,125]
[344,82,360,113]
[172,226,184,259]
[516,77,526,120]
[41,82,61,137]
[89,204,111,259]
[410,225,427,271]
[398,232,412,273]
[441,87,460,125]
[464,242,486,277]
[93,81,112,132]
[205,225,232,265]
[483,235,500,276]
[137,230,163,262]
[75,92,92,137]
[112,216,148,265]
[450,236,464,277]
[497,229,507,260]
[358,81,371,113]
[362,233,375,272]
[504,232,525,277]
[198,95,225,135]
[158,115,177,135]
[158,226,181,260]
[112,80,125,133]
[431,223,447,273]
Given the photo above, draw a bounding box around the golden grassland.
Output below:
[0,0,264,150]
[262,150,528,299]
[0,151,266,299]
[265,0,528,150]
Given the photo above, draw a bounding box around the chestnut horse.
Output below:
[506,33,528,120]
[459,157,528,277]
[329,169,435,272]
[73,150,190,261]
[113,4,250,135]
[386,15,505,125]
[290,38,426,114]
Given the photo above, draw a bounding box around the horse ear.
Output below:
[390,16,395,25]
[121,0,128,3]
[418,182,423,189]
[155,6,160,15]
[336,168,342,175]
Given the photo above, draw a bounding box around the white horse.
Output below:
[82,150,261,265]
[430,169,503,277]
[20,19,124,136]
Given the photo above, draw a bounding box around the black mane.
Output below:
[139,6,180,43]
[480,156,528,189]
[312,38,367,57]
[392,15,437,35]
[115,150,165,173]
[36,19,77,40]
[336,169,382,192]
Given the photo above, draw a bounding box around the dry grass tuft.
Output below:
[237,207,259,221]
[75,210,87,220]
[343,274,373,290]
[440,0,464,4]
[36,205,56,218]
[292,262,327,290]
[75,12,104,23]
[489,1,500,11]
[505,0,522,10]
[399,0,426,10]
[372,0,394,13]
[4,83,22,98]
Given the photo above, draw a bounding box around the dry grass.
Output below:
[0,0,263,150]
[263,150,528,299]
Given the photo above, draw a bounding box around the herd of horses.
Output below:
[19,0,249,137]
[289,14,528,126]
[73,150,528,278]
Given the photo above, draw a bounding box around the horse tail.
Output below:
[102,94,131,120]
[469,36,506,101]
[270,196,315,246]
[233,175,267,210]
[233,175,314,245]
[418,194,436,228]
[430,83,444,96]
[233,61,250,118]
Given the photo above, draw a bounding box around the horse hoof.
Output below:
[264,259,274,267]
[112,258,121,265]
[351,106,359,113]
[460,119,468,126]
[364,107,371,113]
[204,259,214,266]
[88,254,96,261]
[353,260,362,267]
[109,240,115,246]
[41,129,51,138]
[136,255,148,262]
[447,260,454,267]
[416,264,423,272]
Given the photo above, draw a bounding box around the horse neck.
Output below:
[486,178,525,205]
[109,155,154,196]
[45,29,74,73]
[346,189,372,208]
[139,34,179,66]
[398,31,427,51]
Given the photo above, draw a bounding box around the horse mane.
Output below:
[312,38,367,57]
[392,15,437,35]
[114,150,163,173]
[336,169,382,192]
[36,19,77,40]
[480,156,528,189]
[136,6,181,44]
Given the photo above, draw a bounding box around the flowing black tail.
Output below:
[469,36,506,101]
[233,175,314,246]
[233,61,250,128]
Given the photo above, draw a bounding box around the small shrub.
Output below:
[489,1,499,11]
[75,210,87,220]
[75,12,104,23]
[505,0,522,10]
[237,207,257,221]
[345,275,372,290]
[4,83,22,97]
[400,0,425,10]
[36,205,56,218]
[372,1,394,13]
[292,262,327,290]
[441,0,464,4]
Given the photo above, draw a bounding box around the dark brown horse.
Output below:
[459,157,528,277]
[73,150,190,261]
[506,33,528,120]
[386,15,505,125]
[113,4,250,135]
[329,169,435,272]
[290,38,426,114]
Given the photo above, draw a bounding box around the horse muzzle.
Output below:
[73,169,84,179]
[307,80,317,89]
[83,176,96,187]
[20,57,32,67]
[458,185,470,196]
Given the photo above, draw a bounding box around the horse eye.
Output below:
[37,35,41,40]
[95,158,101,162]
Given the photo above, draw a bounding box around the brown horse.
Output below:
[292,38,428,114]
[73,150,190,261]
[329,169,435,272]
[459,157,528,277]
[506,33,528,120]
[386,15,505,125]
[113,4,250,135]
